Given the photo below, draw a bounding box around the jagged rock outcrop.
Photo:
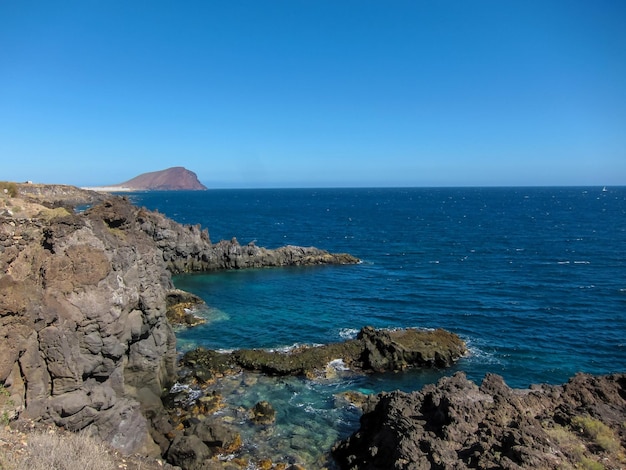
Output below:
[179,327,466,380]
[127,197,359,273]
[1,203,177,456]
[332,372,626,469]
[84,196,358,274]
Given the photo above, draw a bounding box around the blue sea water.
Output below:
[127,187,626,465]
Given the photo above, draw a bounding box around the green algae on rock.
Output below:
[179,326,467,381]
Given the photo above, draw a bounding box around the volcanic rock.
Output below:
[166,289,207,327]
[0,186,360,460]
[332,372,626,469]
[250,401,276,425]
[180,326,467,380]
[166,417,242,469]
[1,200,177,456]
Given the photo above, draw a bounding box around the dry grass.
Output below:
[0,182,18,198]
[0,428,116,470]
[0,422,171,470]
[571,415,620,454]
[543,416,626,470]
[0,195,59,220]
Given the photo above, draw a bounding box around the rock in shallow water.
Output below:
[180,326,467,380]
[250,400,277,425]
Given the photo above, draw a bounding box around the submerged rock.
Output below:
[332,372,626,470]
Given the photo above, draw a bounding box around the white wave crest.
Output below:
[327,358,349,371]
[338,328,359,339]
[267,342,323,353]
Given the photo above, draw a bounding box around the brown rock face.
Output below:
[1,201,178,456]
[117,166,208,191]
[332,372,626,470]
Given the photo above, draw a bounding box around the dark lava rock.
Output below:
[332,372,626,470]
[167,417,241,469]
[250,401,276,425]
[358,326,466,371]
[167,434,213,470]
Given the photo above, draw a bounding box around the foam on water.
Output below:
[338,328,359,339]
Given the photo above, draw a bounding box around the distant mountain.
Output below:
[117,167,207,191]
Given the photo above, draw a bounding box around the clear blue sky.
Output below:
[1,1,625,188]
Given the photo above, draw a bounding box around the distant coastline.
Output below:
[81,186,136,192]
[80,167,207,192]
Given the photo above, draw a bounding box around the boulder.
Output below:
[166,289,207,327]
[167,434,212,470]
[188,418,241,451]
[250,400,276,425]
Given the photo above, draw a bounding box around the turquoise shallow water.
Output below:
[128,187,626,466]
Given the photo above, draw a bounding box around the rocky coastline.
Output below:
[179,326,466,380]
[0,185,359,459]
[1,183,624,469]
[333,372,626,469]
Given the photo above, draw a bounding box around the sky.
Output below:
[1,1,625,188]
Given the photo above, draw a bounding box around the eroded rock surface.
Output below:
[179,326,467,380]
[166,289,207,327]
[332,372,626,470]
[1,200,177,456]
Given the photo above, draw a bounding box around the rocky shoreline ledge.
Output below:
[1,183,625,469]
[333,372,626,469]
[178,326,466,379]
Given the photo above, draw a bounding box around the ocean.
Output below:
[126,187,626,466]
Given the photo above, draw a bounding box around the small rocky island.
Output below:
[1,181,624,470]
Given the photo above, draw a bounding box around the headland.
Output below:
[84,166,208,192]
[1,181,624,469]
